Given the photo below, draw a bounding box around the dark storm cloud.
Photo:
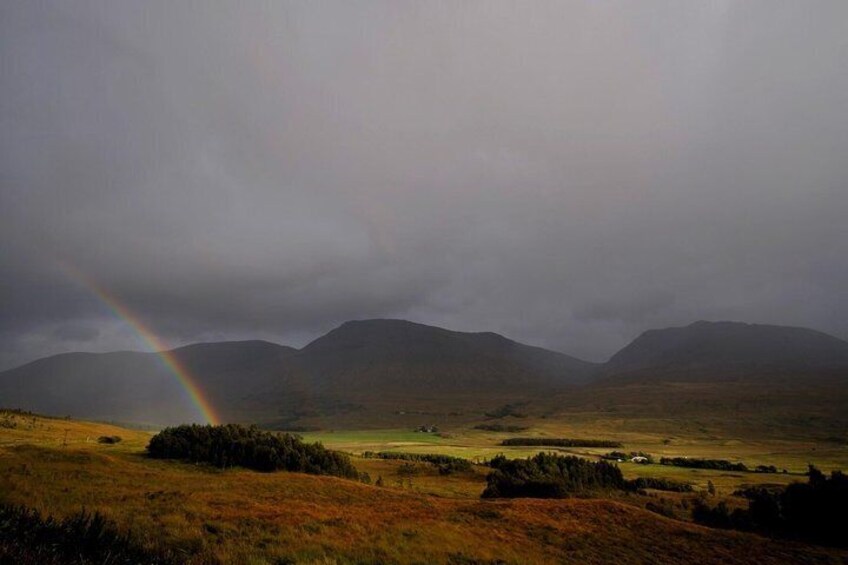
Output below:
[2,1,847,369]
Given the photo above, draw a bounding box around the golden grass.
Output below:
[304,420,848,498]
[0,410,153,449]
[2,411,847,564]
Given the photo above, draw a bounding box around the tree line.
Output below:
[658,457,780,474]
[660,457,748,472]
[473,424,528,432]
[629,477,694,492]
[693,466,847,547]
[361,451,472,474]
[147,424,359,479]
[501,438,623,448]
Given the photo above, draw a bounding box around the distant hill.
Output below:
[603,321,848,380]
[4,318,846,427]
[0,321,595,426]
[289,319,596,394]
[0,341,297,425]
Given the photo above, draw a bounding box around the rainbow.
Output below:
[59,263,220,425]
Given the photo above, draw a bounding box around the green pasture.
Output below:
[301,421,848,496]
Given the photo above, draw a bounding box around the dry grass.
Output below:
[2,411,847,564]
[304,422,848,498]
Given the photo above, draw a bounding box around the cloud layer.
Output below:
[2,1,847,368]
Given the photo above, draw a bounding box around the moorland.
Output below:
[2,319,848,563]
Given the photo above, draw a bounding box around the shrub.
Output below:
[482,452,625,498]
[397,462,420,476]
[645,499,677,518]
[0,504,173,564]
[97,435,122,444]
[691,500,749,530]
[147,424,358,479]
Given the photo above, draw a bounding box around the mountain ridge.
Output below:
[604,320,848,380]
[2,318,848,426]
[0,319,595,425]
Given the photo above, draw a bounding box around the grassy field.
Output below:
[2,408,847,563]
[302,418,848,497]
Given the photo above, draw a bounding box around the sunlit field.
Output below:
[2,409,847,564]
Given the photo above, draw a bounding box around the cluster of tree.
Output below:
[627,477,694,492]
[147,424,359,479]
[396,462,420,477]
[659,457,748,472]
[361,451,472,474]
[473,423,528,433]
[502,438,623,448]
[754,464,780,474]
[693,466,847,547]
[644,498,680,519]
[481,452,625,498]
[97,435,122,444]
[0,504,174,564]
[732,485,782,499]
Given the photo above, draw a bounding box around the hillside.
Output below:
[0,340,296,425]
[1,412,846,564]
[603,321,848,381]
[289,319,596,394]
[0,321,595,427]
[4,319,848,428]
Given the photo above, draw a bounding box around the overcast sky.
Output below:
[2,1,847,370]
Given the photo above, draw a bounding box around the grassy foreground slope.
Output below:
[1,412,847,564]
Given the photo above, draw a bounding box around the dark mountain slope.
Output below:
[0,321,595,426]
[168,340,299,421]
[604,321,848,380]
[0,341,298,425]
[0,351,184,424]
[170,340,298,391]
[288,319,596,395]
[14,318,846,427]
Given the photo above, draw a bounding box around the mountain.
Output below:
[288,319,595,394]
[603,321,848,380]
[6,318,845,427]
[0,320,595,426]
[0,340,296,425]
[259,319,598,428]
